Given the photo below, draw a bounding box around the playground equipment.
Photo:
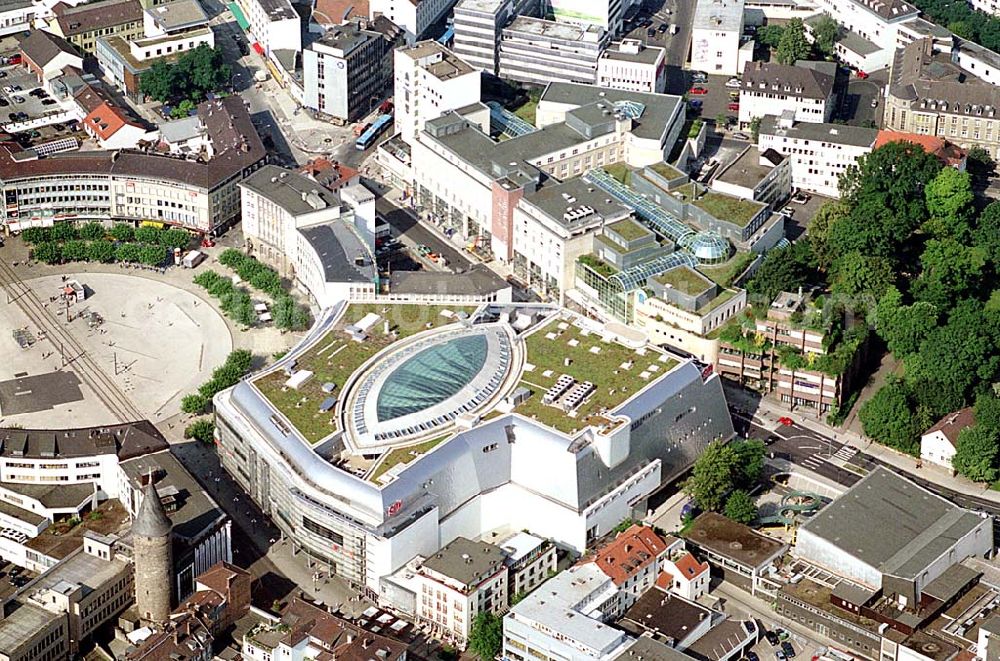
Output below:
[757,490,822,527]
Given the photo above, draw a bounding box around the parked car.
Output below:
[856,70,869,79]
[765,631,780,646]
[791,192,811,204]
[41,98,56,105]
[747,653,760,661]
[781,642,795,658]
[727,102,739,111]
[871,98,879,108]
[647,27,656,37]
[0,71,7,78]
[0,98,8,107]
[775,652,786,661]
[658,22,668,32]
[1,85,12,94]
[12,96,23,104]
[7,112,16,121]
[692,71,708,83]
[689,86,709,95]
[725,77,741,88]
[688,99,703,110]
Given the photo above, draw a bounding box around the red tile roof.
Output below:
[84,100,134,141]
[655,570,674,591]
[195,561,249,596]
[875,131,966,167]
[923,407,975,447]
[312,0,368,24]
[673,552,709,580]
[589,524,668,586]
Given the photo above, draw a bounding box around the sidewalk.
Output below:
[725,383,1000,505]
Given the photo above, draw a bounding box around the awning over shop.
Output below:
[228,2,250,30]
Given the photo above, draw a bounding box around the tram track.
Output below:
[0,258,145,423]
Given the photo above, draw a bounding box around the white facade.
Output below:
[738,70,834,127]
[498,16,607,85]
[302,23,393,123]
[756,115,875,198]
[808,0,918,71]
[453,0,537,74]
[0,1,33,36]
[503,564,634,661]
[394,41,482,145]
[920,430,957,471]
[690,0,745,75]
[596,39,665,93]
[370,0,457,43]
[237,0,301,56]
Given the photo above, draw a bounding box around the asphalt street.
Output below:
[374,195,475,273]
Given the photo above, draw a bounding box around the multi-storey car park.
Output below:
[213,301,735,597]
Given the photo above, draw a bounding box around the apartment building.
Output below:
[0,96,266,234]
[394,41,481,145]
[498,15,608,85]
[806,0,918,71]
[597,39,666,93]
[234,0,301,57]
[885,38,1000,159]
[453,0,538,74]
[47,0,143,53]
[302,17,402,124]
[691,0,747,76]
[238,165,378,306]
[96,27,215,100]
[585,525,669,611]
[710,144,791,205]
[504,563,633,661]
[757,113,876,198]
[499,532,557,598]
[370,0,458,43]
[739,61,835,127]
[715,289,866,414]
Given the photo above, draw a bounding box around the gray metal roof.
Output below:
[131,479,172,538]
[241,165,339,217]
[759,115,877,148]
[421,537,506,586]
[799,467,986,580]
[298,221,375,284]
[540,82,682,141]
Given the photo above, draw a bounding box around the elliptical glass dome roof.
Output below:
[684,231,732,264]
[375,334,489,422]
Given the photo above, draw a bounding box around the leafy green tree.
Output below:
[912,239,987,309]
[905,299,1000,417]
[135,226,163,244]
[181,393,207,414]
[21,227,51,244]
[469,612,503,661]
[60,240,88,262]
[968,145,995,170]
[33,242,61,264]
[830,251,894,300]
[115,243,142,263]
[290,304,311,330]
[140,60,174,103]
[140,45,231,103]
[974,201,1000,264]
[952,425,1000,482]
[749,116,762,142]
[273,294,295,329]
[732,439,766,487]
[219,248,246,268]
[110,223,135,242]
[811,14,841,57]
[162,228,191,250]
[684,440,739,512]
[170,99,196,118]
[924,167,974,240]
[79,222,106,241]
[87,240,116,263]
[724,490,757,525]
[807,201,847,271]
[139,244,166,266]
[746,240,815,307]
[757,24,785,48]
[776,19,811,64]
[208,277,235,298]
[50,222,77,242]
[859,380,921,454]
[875,287,938,357]
[234,297,257,327]
[975,393,1000,432]
[838,142,942,244]
[184,417,215,443]
[193,270,223,289]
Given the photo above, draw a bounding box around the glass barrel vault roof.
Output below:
[375,334,489,422]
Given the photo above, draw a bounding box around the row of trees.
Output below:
[683,439,766,525]
[33,240,167,266]
[193,270,259,327]
[22,223,191,250]
[216,249,311,331]
[140,44,232,107]
[181,349,253,414]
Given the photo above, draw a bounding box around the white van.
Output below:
[669,24,679,34]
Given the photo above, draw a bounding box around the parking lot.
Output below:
[0,561,37,600]
[684,73,744,126]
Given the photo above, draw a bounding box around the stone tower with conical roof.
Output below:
[132,474,173,624]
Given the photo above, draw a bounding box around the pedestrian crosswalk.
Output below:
[832,446,857,462]
[801,454,824,469]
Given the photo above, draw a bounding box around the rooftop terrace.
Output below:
[682,184,764,228]
[655,266,712,295]
[514,316,678,434]
[254,304,475,444]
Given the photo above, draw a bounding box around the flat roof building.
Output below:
[795,467,992,607]
[691,0,747,76]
